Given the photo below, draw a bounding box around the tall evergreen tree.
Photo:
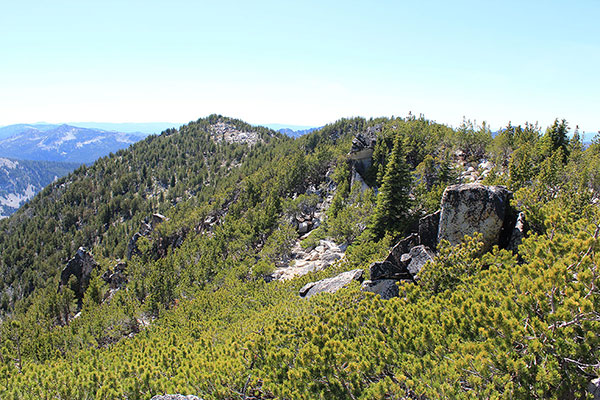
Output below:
[541,118,569,161]
[369,133,412,239]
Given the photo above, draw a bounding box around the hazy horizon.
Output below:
[1,1,598,132]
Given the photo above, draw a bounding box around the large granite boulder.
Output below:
[361,279,400,300]
[299,269,363,299]
[59,247,98,300]
[438,184,512,253]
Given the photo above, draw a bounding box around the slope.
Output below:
[0,158,80,218]
[0,115,599,399]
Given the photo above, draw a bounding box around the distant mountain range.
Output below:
[277,127,320,138]
[0,124,147,163]
[0,157,79,218]
[65,122,178,135]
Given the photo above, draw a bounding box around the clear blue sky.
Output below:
[1,0,598,131]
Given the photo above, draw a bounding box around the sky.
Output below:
[1,0,598,132]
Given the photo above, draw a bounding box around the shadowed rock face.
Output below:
[438,184,512,253]
[59,247,98,300]
[419,210,440,250]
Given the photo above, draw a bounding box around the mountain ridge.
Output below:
[0,124,146,163]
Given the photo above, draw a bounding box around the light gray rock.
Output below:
[406,245,435,278]
[321,251,342,264]
[299,269,363,298]
[298,221,309,234]
[438,184,512,253]
[361,279,399,300]
[150,395,202,400]
[351,166,371,192]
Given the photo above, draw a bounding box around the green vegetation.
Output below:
[369,133,413,240]
[0,114,598,399]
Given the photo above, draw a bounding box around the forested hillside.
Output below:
[0,114,599,399]
[0,158,79,218]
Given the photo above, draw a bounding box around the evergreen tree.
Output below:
[369,134,412,239]
[541,118,569,161]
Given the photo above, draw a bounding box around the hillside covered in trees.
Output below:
[0,114,599,399]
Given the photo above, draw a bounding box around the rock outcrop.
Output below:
[361,184,525,300]
[438,184,513,253]
[348,125,379,177]
[101,261,128,290]
[296,183,525,301]
[209,121,259,146]
[126,213,182,261]
[59,247,98,301]
[299,269,363,299]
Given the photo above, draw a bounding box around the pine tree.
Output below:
[369,134,412,239]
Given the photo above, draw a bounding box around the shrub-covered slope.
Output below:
[0,115,599,399]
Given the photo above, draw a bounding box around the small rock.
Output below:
[298,221,309,234]
[150,395,202,400]
[361,279,399,300]
[406,245,435,278]
[321,252,342,264]
[400,253,411,264]
[108,271,128,290]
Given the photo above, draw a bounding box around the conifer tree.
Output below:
[369,134,412,239]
